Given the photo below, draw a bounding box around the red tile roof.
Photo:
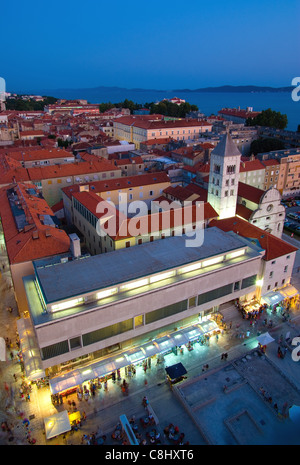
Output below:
[236,203,253,220]
[62,172,170,199]
[237,182,265,204]
[115,116,212,130]
[1,148,73,163]
[19,130,45,137]
[218,108,261,119]
[0,183,70,264]
[74,191,217,240]
[239,159,265,172]
[26,159,119,181]
[210,216,297,261]
[261,159,280,167]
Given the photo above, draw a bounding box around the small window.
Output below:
[189,296,197,308]
[134,315,144,327]
[70,336,82,350]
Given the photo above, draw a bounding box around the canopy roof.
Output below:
[165,362,187,380]
[44,410,71,439]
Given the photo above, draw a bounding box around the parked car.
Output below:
[287,213,299,220]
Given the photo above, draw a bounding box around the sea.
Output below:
[40,87,300,132]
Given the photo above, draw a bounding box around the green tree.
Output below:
[99,102,114,113]
[246,108,288,130]
[250,138,285,155]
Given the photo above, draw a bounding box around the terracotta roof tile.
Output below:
[0,183,70,264]
[210,216,297,261]
[237,182,265,204]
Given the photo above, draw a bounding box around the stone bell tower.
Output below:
[207,129,241,219]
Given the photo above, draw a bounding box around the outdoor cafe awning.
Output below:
[261,290,285,307]
[181,325,203,341]
[279,285,299,299]
[125,348,146,364]
[139,341,160,358]
[154,335,176,354]
[49,371,83,394]
[171,330,190,345]
[198,319,218,333]
[44,410,71,439]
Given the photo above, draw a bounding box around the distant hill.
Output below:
[14,84,293,95]
[173,85,293,93]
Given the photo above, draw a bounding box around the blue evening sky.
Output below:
[1,0,299,92]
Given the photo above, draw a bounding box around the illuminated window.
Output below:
[178,263,201,274]
[226,250,245,260]
[96,288,118,300]
[120,278,149,291]
[134,315,144,327]
[149,270,175,284]
[202,256,223,267]
[51,297,84,312]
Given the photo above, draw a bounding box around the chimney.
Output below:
[69,233,81,258]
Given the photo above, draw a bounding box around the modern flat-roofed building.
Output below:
[23,227,263,377]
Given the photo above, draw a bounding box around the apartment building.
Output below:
[239,159,266,189]
[261,159,281,190]
[71,188,217,254]
[26,159,122,207]
[0,182,70,314]
[1,148,75,168]
[114,116,212,148]
[62,171,171,225]
[257,148,300,196]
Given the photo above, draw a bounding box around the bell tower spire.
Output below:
[207,130,241,219]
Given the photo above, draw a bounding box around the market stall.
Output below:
[44,410,71,440]
[257,332,275,353]
[165,362,187,385]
